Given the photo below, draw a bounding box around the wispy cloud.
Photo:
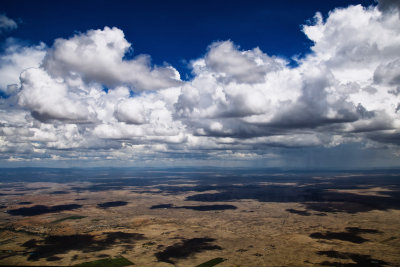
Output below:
[0,14,18,34]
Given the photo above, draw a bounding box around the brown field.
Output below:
[0,169,399,266]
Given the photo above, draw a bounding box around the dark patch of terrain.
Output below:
[7,204,82,216]
[179,205,236,211]
[102,232,144,244]
[22,232,145,261]
[317,250,389,266]
[17,202,32,205]
[0,205,6,209]
[186,183,400,214]
[150,203,237,211]
[46,256,62,261]
[97,201,128,209]
[150,204,173,209]
[345,227,381,234]
[310,232,368,244]
[155,238,222,264]
[2,168,400,215]
[310,227,382,244]
[286,209,311,216]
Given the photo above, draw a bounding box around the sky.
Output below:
[0,0,400,169]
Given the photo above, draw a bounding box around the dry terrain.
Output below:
[0,169,399,266]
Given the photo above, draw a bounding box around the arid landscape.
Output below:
[0,168,399,266]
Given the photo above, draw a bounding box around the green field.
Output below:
[74,257,133,267]
[51,215,86,223]
[195,257,227,267]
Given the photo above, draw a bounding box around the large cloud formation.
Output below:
[1,4,400,167]
[43,27,182,91]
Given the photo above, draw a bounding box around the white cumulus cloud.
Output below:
[0,40,46,94]
[0,3,400,167]
[43,27,182,91]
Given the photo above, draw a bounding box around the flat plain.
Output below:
[0,168,399,266]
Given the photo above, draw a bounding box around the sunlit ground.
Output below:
[0,168,399,266]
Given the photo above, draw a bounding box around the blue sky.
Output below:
[1,0,400,169]
[2,0,375,77]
